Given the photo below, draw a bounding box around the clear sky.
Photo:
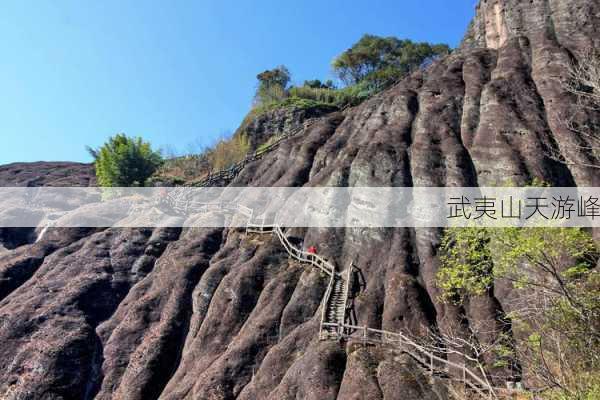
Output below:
[1,1,476,164]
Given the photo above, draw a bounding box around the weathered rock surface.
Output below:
[237,104,338,149]
[0,0,598,399]
[0,163,96,251]
[0,162,95,187]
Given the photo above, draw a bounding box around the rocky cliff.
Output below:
[0,162,95,187]
[0,1,598,399]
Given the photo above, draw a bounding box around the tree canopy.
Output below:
[332,34,450,88]
[437,225,599,398]
[255,65,291,104]
[302,79,335,89]
[93,133,163,187]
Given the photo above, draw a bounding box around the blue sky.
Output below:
[1,1,476,164]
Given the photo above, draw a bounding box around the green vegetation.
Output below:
[255,65,291,105]
[251,65,343,116]
[437,225,599,399]
[250,34,450,118]
[207,133,250,171]
[331,34,450,89]
[302,79,335,89]
[150,154,209,185]
[91,133,163,187]
[288,82,373,107]
[153,133,250,184]
[437,226,494,302]
[249,96,339,117]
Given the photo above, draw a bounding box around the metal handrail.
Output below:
[319,273,336,339]
[271,225,334,276]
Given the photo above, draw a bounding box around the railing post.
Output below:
[430,354,434,376]
[462,362,466,387]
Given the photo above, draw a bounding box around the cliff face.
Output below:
[461,0,600,52]
[0,162,95,187]
[0,163,95,251]
[0,1,598,399]
[237,104,338,150]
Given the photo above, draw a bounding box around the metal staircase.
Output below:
[322,275,347,336]
[319,264,352,339]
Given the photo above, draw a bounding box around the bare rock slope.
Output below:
[0,1,598,399]
[0,162,95,187]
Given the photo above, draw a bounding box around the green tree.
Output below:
[93,133,163,186]
[437,226,599,397]
[255,65,291,105]
[302,79,336,89]
[332,34,450,89]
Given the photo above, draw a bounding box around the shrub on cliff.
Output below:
[152,153,210,184]
[150,132,252,185]
[91,133,163,187]
[286,83,372,108]
[253,66,366,112]
[206,133,250,171]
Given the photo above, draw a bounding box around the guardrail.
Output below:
[319,270,336,340]
[247,222,335,277]
[322,322,495,399]
[164,196,254,221]
[339,263,353,333]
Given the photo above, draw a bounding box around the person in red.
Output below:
[307,246,317,254]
